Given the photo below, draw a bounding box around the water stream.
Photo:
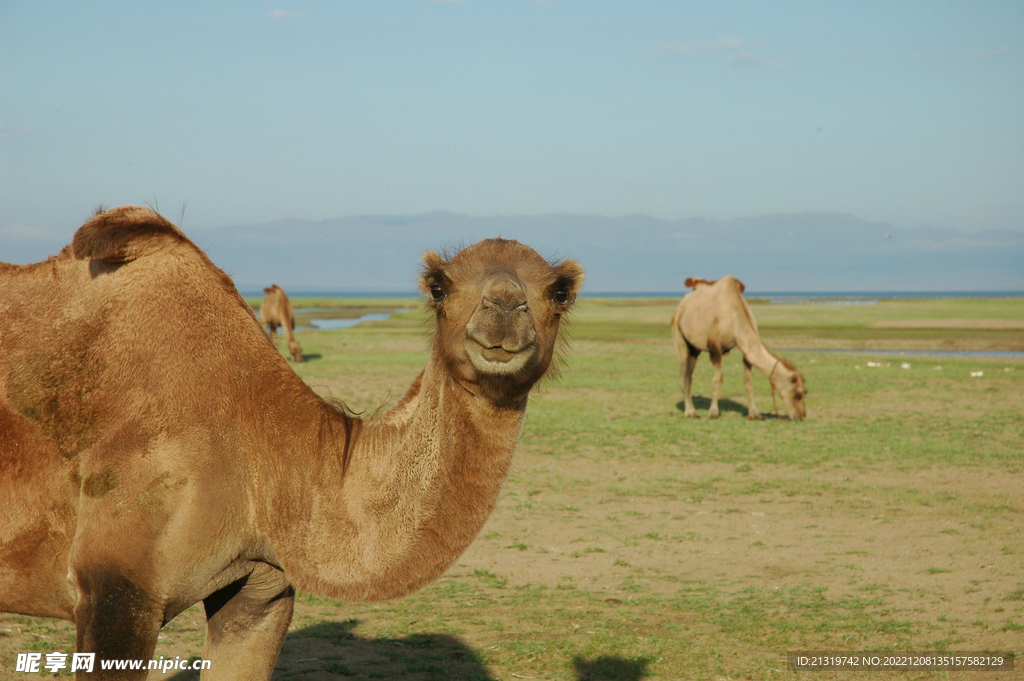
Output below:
[294,310,396,331]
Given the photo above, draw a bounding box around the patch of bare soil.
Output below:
[2,457,1017,680]
[453,455,1024,652]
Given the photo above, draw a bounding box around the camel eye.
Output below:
[429,284,445,301]
[553,289,569,304]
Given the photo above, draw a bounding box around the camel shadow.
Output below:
[299,353,322,362]
[167,620,651,680]
[675,397,783,420]
[166,620,487,680]
[574,654,651,679]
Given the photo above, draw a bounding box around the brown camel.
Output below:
[0,205,584,679]
[671,276,807,421]
[260,284,303,362]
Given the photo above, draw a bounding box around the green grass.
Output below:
[268,296,1024,679]
[2,296,1022,681]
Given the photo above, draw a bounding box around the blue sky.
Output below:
[2,1,1022,252]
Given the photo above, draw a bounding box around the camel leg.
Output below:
[680,345,700,418]
[708,345,723,419]
[73,570,163,680]
[202,563,295,681]
[743,358,763,420]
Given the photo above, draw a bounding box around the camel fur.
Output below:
[0,205,584,680]
[671,276,807,421]
[260,284,303,362]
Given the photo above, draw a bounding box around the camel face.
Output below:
[288,339,303,362]
[774,365,808,421]
[464,270,539,376]
[420,238,583,400]
[261,284,303,362]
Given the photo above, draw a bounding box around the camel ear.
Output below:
[419,250,450,305]
[550,259,584,306]
[263,287,274,294]
[73,205,184,264]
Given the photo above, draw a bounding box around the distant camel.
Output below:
[0,205,584,680]
[671,276,807,421]
[261,284,303,362]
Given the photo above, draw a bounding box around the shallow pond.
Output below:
[296,311,394,331]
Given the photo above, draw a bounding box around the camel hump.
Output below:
[684,277,716,289]
[72,205,186,264]
[721,276,746,293]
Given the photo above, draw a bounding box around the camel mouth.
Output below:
[786,405,807,422]
[465,339,537,376]
[482,347,518,362]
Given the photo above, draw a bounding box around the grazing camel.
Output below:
[671,276,807,421]
[260,284,303,362]
[0,205,584,680]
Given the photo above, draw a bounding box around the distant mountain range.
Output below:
[192,212,1023,294]
[5,212,1021,293]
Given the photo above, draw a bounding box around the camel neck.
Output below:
[282,320,297,344]
[735,331,782,380]
[259,355,525,602]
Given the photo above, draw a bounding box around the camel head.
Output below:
[771,358,808,421]
[288,339,303,362]
[419,238,584,405]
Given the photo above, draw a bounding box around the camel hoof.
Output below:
[684,412,701,419]
[747,414,764,421]
[709,412,720,420]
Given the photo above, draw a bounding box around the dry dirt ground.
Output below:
[1,308,1021,680]
[3,433,1018,680]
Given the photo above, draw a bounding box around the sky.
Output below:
[2,1,1023,268]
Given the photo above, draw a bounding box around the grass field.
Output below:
[2,297,1022,680]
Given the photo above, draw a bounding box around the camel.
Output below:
[0,205,584,680]
[260,284,303,362]
[671,276,807,421]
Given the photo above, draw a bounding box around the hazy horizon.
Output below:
[3,3,1022,291]
[207,210,1024,294]
[5,208,1022,294]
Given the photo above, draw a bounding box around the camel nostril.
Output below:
[468,274,536,357]
[483,296,528,313]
